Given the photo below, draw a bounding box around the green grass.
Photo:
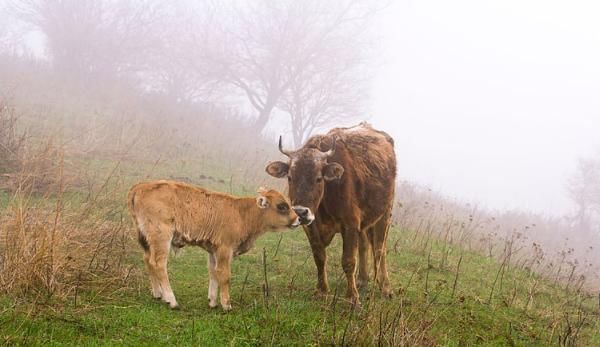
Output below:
[2,227,599,346]
[1,154,599,346]
[0,190,9,209]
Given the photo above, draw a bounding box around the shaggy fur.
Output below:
[266,122,396,305]
[127,181,299,310]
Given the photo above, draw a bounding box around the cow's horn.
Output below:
[324,137,336,157]
[278,136,293,157]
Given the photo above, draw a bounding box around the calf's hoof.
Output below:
[169,303,181,310]
[208,299,218,308]
[382,288,394,299]
[221,303,232,311]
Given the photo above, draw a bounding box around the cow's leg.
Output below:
[207,252,218,308]
[143,250,162,300]
[304,225,329,295]
[214,247,233,311]
[357,230,370,291]
[341,226,360,305]
[152,225,179,309]
[372,212,393,298]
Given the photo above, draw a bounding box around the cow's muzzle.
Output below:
[292,206,314,225]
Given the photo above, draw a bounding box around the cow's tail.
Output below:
[127,186,149,252]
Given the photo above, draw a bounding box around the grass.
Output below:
[0,190,9,210]
[2,225,599,345]
[1,150,599,346]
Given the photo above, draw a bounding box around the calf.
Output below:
[127,180,300,310]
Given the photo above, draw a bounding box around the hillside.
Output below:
[1,154,598,346]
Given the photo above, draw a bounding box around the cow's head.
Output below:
[256,187,301,230]
[265,137,344,225]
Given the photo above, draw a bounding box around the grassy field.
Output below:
[1,152,599,346]
[2,223,599,345]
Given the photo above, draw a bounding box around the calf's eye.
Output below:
[277,203,289,212]
[316,177,323,183]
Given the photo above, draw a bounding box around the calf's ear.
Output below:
[265,161,289,178]
[323,163,344,181]
[256,196,270,209]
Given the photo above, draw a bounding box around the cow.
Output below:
[265,122,396,305]
[127,181,301,311]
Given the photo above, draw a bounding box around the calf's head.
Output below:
[256,187,301,230]
[265,137,344,225]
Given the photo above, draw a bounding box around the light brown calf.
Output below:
[127,180,300,310]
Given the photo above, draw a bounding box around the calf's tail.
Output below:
[127,187,150,252]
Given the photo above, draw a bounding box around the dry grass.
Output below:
[0,97,597,344]
[394,182,600,292]
[0,135,134,304]
[0,101,26,175]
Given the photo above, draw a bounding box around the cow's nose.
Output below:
[292,206,309,217]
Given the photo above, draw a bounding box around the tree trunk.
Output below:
[252,101,276,135]
[293,126,303,148]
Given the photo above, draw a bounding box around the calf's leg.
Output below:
[143,250,162,299]
[207,253,218,308]
[150,225,179,309]
[214,248,233,311]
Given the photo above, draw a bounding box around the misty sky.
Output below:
[11,1,600,216]
[370,0,600,215]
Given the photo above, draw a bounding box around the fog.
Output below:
[3,5,600,343]
[371,0,600,215]
[3,1,599,216]
[1,0,599,287]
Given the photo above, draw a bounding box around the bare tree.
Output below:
[280,59,369,146]
[141,2,223,104]
[567,157,600,232]
[0,3,11,50]
[13,0,166,81]
[277,6,372,146]
[203,0,381,136]
[0,2,25,54]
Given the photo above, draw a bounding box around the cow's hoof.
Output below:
[208,299,218,308]
[169,303,181,310]
[357,279,369,291]
[348,297,362,310]
[314,291,328,300]
[314,288,329,298]
[358,285,369,297]
[221,303,232,311]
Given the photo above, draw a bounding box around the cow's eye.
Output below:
[277,202,289,212]
[316,177,323,183]
[287,176,291,182]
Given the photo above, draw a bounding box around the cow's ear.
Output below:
[323,162,344,181]
[256,196,270,209]
[265,161,289,178]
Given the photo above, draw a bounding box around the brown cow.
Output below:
[127,181,300,310]
[266,122,396,305]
